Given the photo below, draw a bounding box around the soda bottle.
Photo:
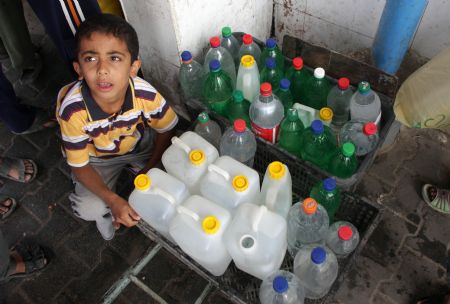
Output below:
[238,34,262,69]
[327,142,358,178]
[278,108,304,158]
[325,221,360,258]
[179,51,205,100]
[259,270,305,304]
[286,57,311,103]
[349,81,381,125]
[327,77,353,127]
[303,67,331,110]
[260,57,283,92]
[226,90,251,128]
[309,178,341,223]
[194,112,222,150]
[249,83,284,144]
[220,26,240,68]
[260,38,284,72]
[339,120,379,156]
[204,36,237,87]
[202,60,233,116]
[300,120,337,169]
[275,78,293,115]
[236,55,260,103]
[219,119,257,167]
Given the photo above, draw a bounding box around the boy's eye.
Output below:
[111,56,121,62]
[84,56,97,62]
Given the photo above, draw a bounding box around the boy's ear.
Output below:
[130,59,142,78]
[73,62,84,80]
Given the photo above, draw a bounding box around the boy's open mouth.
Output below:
[97,82,113,91]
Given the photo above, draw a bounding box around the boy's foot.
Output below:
[0,157,37,183]
[422,184,450,214]
[0,196,17,220]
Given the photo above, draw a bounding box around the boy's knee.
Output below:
[69,191,110,221]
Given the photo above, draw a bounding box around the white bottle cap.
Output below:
[314,67,325,79]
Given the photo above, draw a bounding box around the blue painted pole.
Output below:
[372,0,428,75]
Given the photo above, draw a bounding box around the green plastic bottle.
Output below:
[260,57,283,92]
[278,108,304,158]
[260,38,284,72]
[275,78,293,116]
[303,67,331,110]
[285,57,311,103]
[202,59,233,116]
[226,90,251,128]
[300,120,337,169]
[309,177,341,223]
[327,142,358,178]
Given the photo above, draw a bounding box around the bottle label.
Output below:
[251,122,280,144]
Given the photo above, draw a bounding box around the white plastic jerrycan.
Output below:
[128,169,190,241]
[260,161,292,219]
[293,103,317,127]
[200,156,260,213]
[169,195,232,276]
[162,131,219,194]
[223,203,287,280]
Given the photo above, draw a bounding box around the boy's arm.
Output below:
[71,164,141,227]
[138,128,175,175]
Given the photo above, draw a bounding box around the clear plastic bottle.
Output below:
[327,142,358,178]
[299,120,337,169]
[327,77,353,127]
[219,119,257,167]
[303,67,331,110]
[220,26,240,68]
[249,83,284,144]
[260,38,285,72]
[293,245,338,299]
[275,79,294,116]
[179,51,205,100]
[278,108,304,158]
[349,81,381,125]
[309,178,341,223]
[238,34,262,69]
[259,270,305,304]
[325,221,360,258]
[204,36,237,87]
[236,55,260,103]
[287,198,329,257]
[339,120,379,156]
[286,57,311,103]
[194,112,222,150]
[202,60,234,116]
[260,57,283,92]
[225,90,251,128]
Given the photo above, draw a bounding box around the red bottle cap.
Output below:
[233,119,246,132]
[210,36,220,48]
[338,226,353,241]
[292,57,304,70]
[260,82,272,96]
[363,122,377,135]
[243,34,253,45]
[338,77,350,90]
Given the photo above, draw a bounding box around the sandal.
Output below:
[0,196,17,220]
[422,184,450,214]
[0,157,38,183]
[12,108,58,135]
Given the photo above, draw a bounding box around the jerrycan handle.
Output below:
[252,205,267,232]
[176,205,200,222]
[208,164,231,181]
[171,137,191,154]
[151,187,177,205]
[293,102,317,127]
[265,184,279,211]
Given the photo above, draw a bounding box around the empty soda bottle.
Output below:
[179,51,205,100]
[327,142,358,178]
[303,67,331,110]
[238,34,262,69]
[204,36,237,87]
[219,119,257,167]
[300,120,337,169]
[327,77,353,127]
[236,55,260,103]
[194,112,222,150]
[349,81,381,125]
[260,38,285,72]
[260,57,283,92]
[202,60,233,116]
[226,90,251,128]
[339,120,379,156]
[309,178,341,223]
[275,78,293,115]
[286,57,310,103]
[278,108,304,158]
[220,26,240,68]
[259,270,305,304]
[326,221,360,258]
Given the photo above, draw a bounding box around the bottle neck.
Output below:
[260,94,273,103]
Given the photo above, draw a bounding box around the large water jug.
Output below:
[325,221,360,258]
[293,245,338,299]
[162,131,219,194]
[223,203,287,280]
[129,169,190,241]
[169,195,232,276]
[259,270,305,304]
[200,156,260,213]
[293,102,317,127]
[260,161,292,218]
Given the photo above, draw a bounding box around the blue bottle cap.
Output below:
[180,51,192,62]
[311,120,324,135]
[280,78,290,90]
[311,247,326,264]
[266,38,276,49]
[323,178,336,192]
[209,60,221,71]
[272,276,289,293]
[265,57,276,69]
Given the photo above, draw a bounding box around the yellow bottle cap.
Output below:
[134,174,151,190]
[268,161,286,179]
[241,55,255,67]
[202,216,221,234]
[232,175,249,192]
[189,149,206,165]
[319,107,333,122]
[303,197,317,214]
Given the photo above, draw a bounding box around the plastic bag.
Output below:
[394,45,450,132]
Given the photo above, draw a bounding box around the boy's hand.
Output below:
[109,196,141,227]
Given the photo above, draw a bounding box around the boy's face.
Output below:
[73,32,141,109]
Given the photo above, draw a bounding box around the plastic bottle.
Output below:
[327,142,358,178]
[327,77,353,127]
[194,112,222,150]
[260,57,283,92]
[286,57,311,103]
[309,178,341,223]
[259,270,305,304]
[349,81,382,125]
[275,78,293,115]
[236,55,260,103]
[202,60,233,116]
[339,120,379,156]
[300,120,337,169]
[220,119,257,167]
[293,245,338,299]
[278,108,304,158]
[260,38,285,72]
[326,221,360,258]
[303,67,331,110]
[238,34,262,69]
[249,83,284,144]
[318,107,333,127]
[226,90,251,128]
[179,51,205,100]
[287,198,329,257]
[220,26,240,68]
[204,36,237,87]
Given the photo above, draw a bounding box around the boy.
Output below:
[55,14,178,240]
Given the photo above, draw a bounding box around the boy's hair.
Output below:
[75,14,139,62]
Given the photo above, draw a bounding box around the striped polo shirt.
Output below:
[56,76,178,167]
